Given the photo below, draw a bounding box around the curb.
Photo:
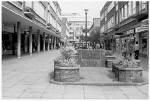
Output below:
[49,78,148,86]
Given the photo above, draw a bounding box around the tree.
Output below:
[87,29,100,44]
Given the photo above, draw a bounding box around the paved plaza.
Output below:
[2,50,149,99]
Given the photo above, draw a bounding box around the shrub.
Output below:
[54,46,78,67]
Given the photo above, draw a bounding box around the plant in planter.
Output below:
[112,41,143,83]
[54,46,80,82]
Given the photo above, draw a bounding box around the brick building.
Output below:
[100,1,149,56]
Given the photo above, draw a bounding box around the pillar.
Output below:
[29,26,32,55]
[24,31,27,53]
[51,36,53,50]
[53,37,55,49]
[54,37,56,49]
[12,25,16,55]
[37,30,40,52]
[17,22,21,58]
[47,35,50,51]
[43,33,45,51]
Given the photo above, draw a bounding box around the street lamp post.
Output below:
[84,9,88,49]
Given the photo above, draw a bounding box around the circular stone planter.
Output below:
[54,62,80,82]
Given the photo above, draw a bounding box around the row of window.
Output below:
[119,2,136,22]
[100,2,115,21]
[10,1,62,32]
[100,1,148,33]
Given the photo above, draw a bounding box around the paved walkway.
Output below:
[2,50,148,99]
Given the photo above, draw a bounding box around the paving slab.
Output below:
[2,50,149,99]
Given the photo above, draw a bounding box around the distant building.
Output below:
[89,18,100,35]
[100,1,148,56]
[61,17,70,43]
[62,13,92,43]
[2,1,63,58]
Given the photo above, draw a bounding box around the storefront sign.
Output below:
[126,29,134,35]
[135,25,148,33]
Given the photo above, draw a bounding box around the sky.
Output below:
[58,0,106,22]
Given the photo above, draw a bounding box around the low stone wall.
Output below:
[54,64,80,82]
[77,49,105,67]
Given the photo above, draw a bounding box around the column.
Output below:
[54,37,56,49]
[17,22,21,58]
[24,31,27,53]
[47,35,50,51]
[53,37,55,49]
[12,25,16,55]
[51,36,53,50]
[29,26,32,55]
[37,30,40,52]
[43,33,45,52]
[56,37,57,49]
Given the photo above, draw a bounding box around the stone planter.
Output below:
[113,65,143,82]
[54,62,80,82]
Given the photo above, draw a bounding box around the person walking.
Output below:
[134,41,139,59]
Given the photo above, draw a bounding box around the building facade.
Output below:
[61,17,70,43]
[2,1,63,58]
[68,20,92,43]
[89,18,100,35]
[100,1,149,56]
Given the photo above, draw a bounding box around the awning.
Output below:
[2,5,61,38]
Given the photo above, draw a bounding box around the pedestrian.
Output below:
[96,43,100,49]
[134,41,139,59]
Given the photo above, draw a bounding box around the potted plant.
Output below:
[54,46,80,82]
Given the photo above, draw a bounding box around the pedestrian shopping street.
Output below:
[2,1,149,99]
[2,50,148,99]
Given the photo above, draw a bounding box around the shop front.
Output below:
[135,19,148,57]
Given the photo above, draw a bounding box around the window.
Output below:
[119,9,122,22]
[107,2,114,13]
[141,1,147,10]
[107,16,114,29]
[139,1,147,12]
[33,2,46,20]
[121,7,124,21]
[47,11,50,23]
[49,1,56,13]
[116,4,118,11]
[25,1,32,8]
[133,1,136,14]
[128,2,132,16]
[124,4,128,19]
[100,25,104,33]
[10,1,23,9]
[116,12,118,24]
